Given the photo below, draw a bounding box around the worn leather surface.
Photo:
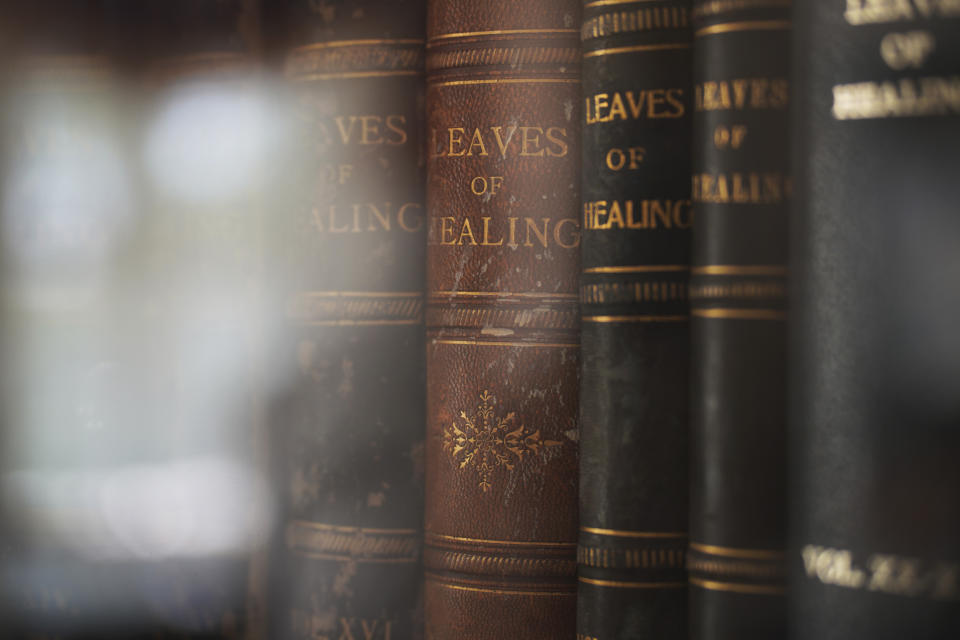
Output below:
[424,1,581,638]
[688,2,790,638]
[270,2,427,639]
[790,3,960,639]
[577,1,692,638]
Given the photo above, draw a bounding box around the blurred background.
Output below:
[0,1,295,637]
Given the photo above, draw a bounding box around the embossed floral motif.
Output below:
[442,390,562,492]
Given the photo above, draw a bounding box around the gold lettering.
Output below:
[844,0,917,25]
[665,88,686,117]
[524,217,550,247]
[606,148,626,171]
[833,77,960,120]
[385,115,408,145]
[458,218,478,245]
[607,201,625,228]
[481,217,503,245]
[398,202,423,232]
[583,199,691,230]
[647,89,666,117]
[448,127,467,156]
[339,617,357,640]
[626,91,646,119]
[367,202,391,231]
[695,79,789,111]
[594,93,610,122]
[491,125,516,157]
[519,126,545,156]
[440,216,456,245]
[359,116,383,144]
[608,93,628,120]
[335,116,358,144]
[691,172,789,204]
[467,128,489,155]
[554,218,580,248]
[545,127,569,157]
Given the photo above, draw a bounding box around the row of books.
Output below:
[2,0,958,639]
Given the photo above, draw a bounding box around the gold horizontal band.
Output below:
[433,339,579,348]
[579,577,687,589]
[291,38,424,51]
[584,265,689,274]
[292,550,418,564]
[585,0,665,6]
[689,577,785,595]
[428,28,579,45]
[691,265,786,277]
[691,308,785,320]
[426,532,575,548]
[694,19,791,37]
[689,542,785,560]
[429,77,579,87]
[584,42,691,58]
[430,290,576,299]
[581,527,687,539]
[692,0,793,20]
[291,520,417,536]
[291,70,421,81]
[429,579,574,596]
[583,315,688,323]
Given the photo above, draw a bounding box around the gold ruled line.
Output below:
[689,542,785,560]
[429,77,579,87]
[583,315,688,323]
[291,38,425,51]
[692,0,793,20]
[433,339,580,348]
[691,308,785,320]
[584,265,689,274]
[426,532,576,548]
[694,19,791,37]
[428,28,579,44]
[585,0,665,7]
[291,520,417,536]
[291,550,418,564]
[290,70,421,81]
[689,577,786,595]
[583,42,691,58]
[429,580,574,596]
[579,577,687,589]
[691,265,786,276]
[430,291,577,299]
[581,527,687,539]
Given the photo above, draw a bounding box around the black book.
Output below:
[790,3,960,638]
[688,1,791,638]
[577,1,693,638]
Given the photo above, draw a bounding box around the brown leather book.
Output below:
[268,1,427,639]
[423,1,582,638]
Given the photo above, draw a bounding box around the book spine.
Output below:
[791,3,960,639]
[272,2,427,639]
[423,1,581,637]
[687,2,790,638]
[576,1,692,638]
